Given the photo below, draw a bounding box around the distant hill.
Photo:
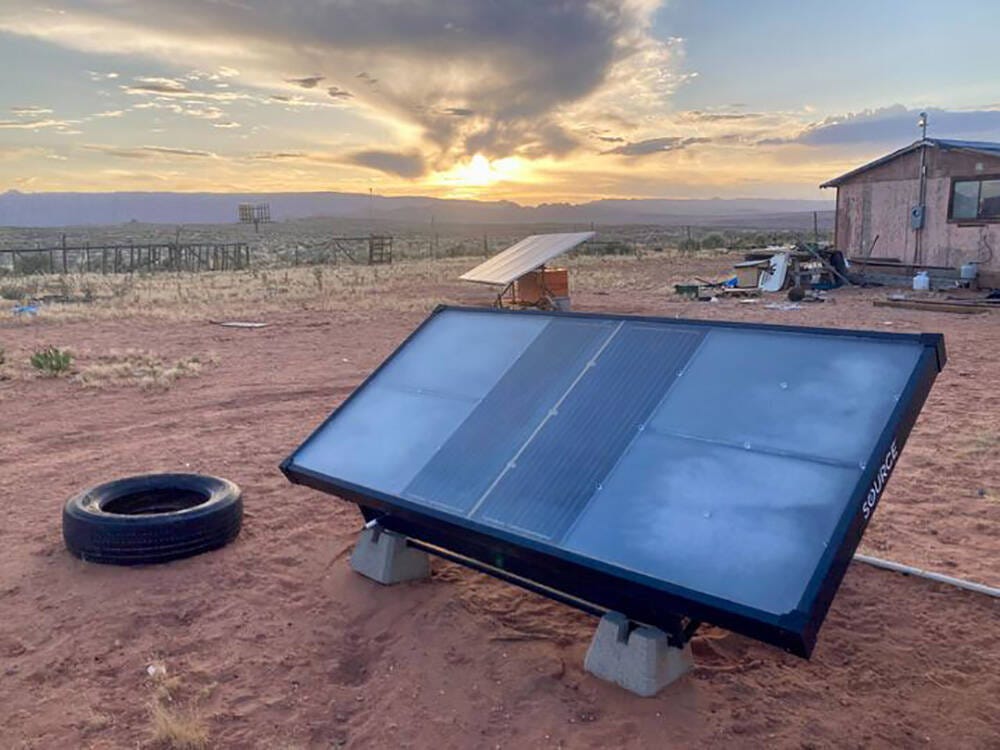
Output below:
[0,190,833,228]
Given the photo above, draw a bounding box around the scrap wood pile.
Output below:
[874,291,1000,315]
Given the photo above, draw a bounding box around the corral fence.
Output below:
[282,235,394,266]
[0,241,251,276]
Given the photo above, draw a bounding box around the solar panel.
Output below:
[282,306,945,656]
[460,232,594,286]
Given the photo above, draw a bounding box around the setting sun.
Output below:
[434,154,527,191]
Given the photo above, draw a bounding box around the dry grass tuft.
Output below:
[80,709,113,734]
[0,259,471,323]
[75,349,214,389]
[961,431,1000,458]
[149,700,209,750]
[147,665,210,750]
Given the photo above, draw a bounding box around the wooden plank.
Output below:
[873,299,991,314]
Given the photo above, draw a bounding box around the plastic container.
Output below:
[912,271,930,291]
[960,262,979,281]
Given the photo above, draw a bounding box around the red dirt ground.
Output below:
[1,255,997,749]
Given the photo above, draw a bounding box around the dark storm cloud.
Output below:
[346,149,426,178]
[606,136,711,156]
[3,1,671,167]
[765,105,1000,147]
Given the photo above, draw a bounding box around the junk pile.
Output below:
[675,243,849,302]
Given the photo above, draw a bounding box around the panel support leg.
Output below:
[584,612,694,697]
[350,526,430,584]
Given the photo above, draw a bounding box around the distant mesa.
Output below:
[0,191,833,228]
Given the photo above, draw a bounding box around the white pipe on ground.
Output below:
[854,553,1000,599]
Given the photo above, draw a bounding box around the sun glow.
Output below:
[434,153,526,189]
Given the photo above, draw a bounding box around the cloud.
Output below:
[10,105,53,116]
[346,149,426,178]
[142,146,215,157]
[681,111,762,122]
[327,86,353,100]
[767,105,1000,147]
[122,76,257,105]
[125,76,191,95]
[0,0,682,171]
[605,136,711,156]
[250,151,308,160]
[0,118,72,130]
[286,75,324,89]
[82,144,216,159]
[0,145,64,162]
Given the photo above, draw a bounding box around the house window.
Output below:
[950,178,1000,220]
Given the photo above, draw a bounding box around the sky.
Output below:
[0,0,999,203]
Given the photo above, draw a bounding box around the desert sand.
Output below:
[1,252,997,748]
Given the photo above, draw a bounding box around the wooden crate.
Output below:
[514,267,569,304]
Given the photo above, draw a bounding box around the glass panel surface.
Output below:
[650,329,922,466]
[292,384,480,496]
[375,308,549,401]
[288,309,933,621]
[404,318,616,513]
[473,324,703,540]
[564,433,861,615]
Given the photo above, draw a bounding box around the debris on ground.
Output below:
[874,298,995,314]
[209,320,269,329]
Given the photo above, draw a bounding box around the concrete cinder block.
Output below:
[584,612,693,697]
[349,527,430,584]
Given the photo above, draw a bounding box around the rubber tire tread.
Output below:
[62,473,242,566]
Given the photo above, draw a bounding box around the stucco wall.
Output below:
[832,148,1000,273]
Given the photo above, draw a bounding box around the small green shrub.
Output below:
[700,233,727,250]
[30,346,73,376]
[0,283,32,301]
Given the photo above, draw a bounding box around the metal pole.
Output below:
[915,112,928,266]
[854,553,1000,598]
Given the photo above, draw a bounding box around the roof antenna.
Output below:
[918,111,928,141]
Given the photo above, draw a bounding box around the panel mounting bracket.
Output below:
[584,611,695,696]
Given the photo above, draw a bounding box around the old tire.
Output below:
[63,473,242,566]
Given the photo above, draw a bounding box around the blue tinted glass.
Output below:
[288,309,929,617]
[563,433,859,614]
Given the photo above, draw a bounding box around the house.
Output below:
[821,138,1000,284]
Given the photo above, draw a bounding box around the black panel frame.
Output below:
[281,305,946,658]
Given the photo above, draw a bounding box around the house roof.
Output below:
[820,138,1000,188]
